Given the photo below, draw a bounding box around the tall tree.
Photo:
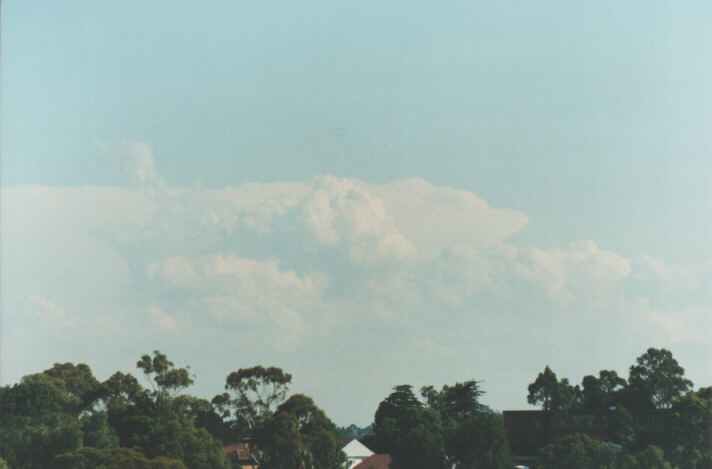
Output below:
[582,370,626,411]
[105,352,228,469]
[26,362,103,416]
[254,394,345,469]
[137,351,195,399]
[558,378,583,411]
[626,348,692,409]
[372,385,423,454]
[527,366,562,412]
[376,382,513,469]
[421,380,483,422]
[220,366,292,431]
[387,406,447,469]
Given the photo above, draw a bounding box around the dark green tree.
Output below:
[527,366,562,413]
[219,366,292,432]
[582,370,626,411]
[663,387,712,468]
[372,385,423,454]
[613,445,673,469]
[421,380,513,468]
[559,377,583,411]
[80,411,120,449]
[25,362,103,416]
[104,352,228,469]
[387,406,447,469]
[625,348,692,410]
[421,380,483,421]
[137,351,195,399]
[607,406,634,446]
[53,447,187,469]
[537,433,619,469]
[0,379,83,468]
[254,394,345,469]
[444,412,515,469]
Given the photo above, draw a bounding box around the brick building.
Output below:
[503,409,667,466]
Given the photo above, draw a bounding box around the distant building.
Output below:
[503,409,668,466]
[342,439,374,468]
[223,443,258,469]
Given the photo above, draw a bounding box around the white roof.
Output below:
[342,439,374,458]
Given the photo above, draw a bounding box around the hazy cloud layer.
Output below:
[2,143,711,425]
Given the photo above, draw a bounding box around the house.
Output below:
[223,443,258,469]
[353,454,391,469]
[342,439,374,468]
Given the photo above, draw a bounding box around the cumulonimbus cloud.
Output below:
[3,142,711,417]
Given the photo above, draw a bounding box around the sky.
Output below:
[2,1,712,426]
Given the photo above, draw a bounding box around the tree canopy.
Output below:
[254,394,345,469]
[626,348,692,410]
[220,365,292,432]
[373,382,514,469]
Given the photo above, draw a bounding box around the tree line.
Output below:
[527,347,712,468]
[2,347,712,468]
[0,352,344,469]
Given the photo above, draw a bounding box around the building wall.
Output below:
[503,409,668,462]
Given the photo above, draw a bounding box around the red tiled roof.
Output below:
[353,454,391,469]
[222,443,257,463]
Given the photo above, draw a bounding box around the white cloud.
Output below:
[26,295,73,328]
[151,307,180,334]
[371,178,529,260]
[149,254,318,348]
[642,307,712,344]
[514,241,631,303]
[3,163,711,424]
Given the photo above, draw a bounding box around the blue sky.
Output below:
[2,1,712,426]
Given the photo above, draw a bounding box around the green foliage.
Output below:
[0,379,83,468]
[138,351,195,398]
[607,406,634,446]
[582,371,626,411]
[255,394,345,469]
[421,380,483,422]
[663,387,712,468]
[102,371,144,408]
[558,377,584,411]
[80,411,120,448]
[0,354,317,469]
[612,445,673,469]
[527,366,562,412]
[24,362,103,416]
[375,385,422,425]
[373,385,423,454]
[339,423,373,440]
[53,447,187,469]
[625,348,692,410]
[222,366,292,431]
[387,406,447,469]
[106,352,228,469]
[537,433,620,469]
[445,412,515,469]
[148,414,229,469]
[374,382,513,469]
